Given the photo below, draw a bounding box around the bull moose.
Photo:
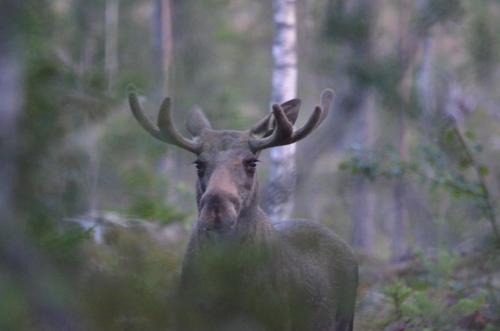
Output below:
[128,89,358,331]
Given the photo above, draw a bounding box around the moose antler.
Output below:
[249,89,333,152]
[128,91,202,154]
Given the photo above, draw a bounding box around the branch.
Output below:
[449,123,500,244]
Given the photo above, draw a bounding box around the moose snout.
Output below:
[198,190,240,232]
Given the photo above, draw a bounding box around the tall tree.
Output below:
[154,0,173,95]
[0,2,86,329]
[345,0,378,253]
[391,0,416,258]
[350,91,377,252]
[105,0,119,92]
[264,0,298,222]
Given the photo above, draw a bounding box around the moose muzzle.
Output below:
[198,189,240,233]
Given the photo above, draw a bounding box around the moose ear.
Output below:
[186,105,212,137]
[250,98,301,136]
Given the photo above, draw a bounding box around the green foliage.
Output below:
[360,248,500,331]
[323,0,374,45]
[96,108,189,224]
[0,277,29,331]
[37,224,92,264]
[128,197,186,224]
[79,228,185,331]
[340,124,499,244]
[383,281,413,319]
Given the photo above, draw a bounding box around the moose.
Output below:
[128,89,358,331]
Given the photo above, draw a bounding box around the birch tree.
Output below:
[264,0,298,222]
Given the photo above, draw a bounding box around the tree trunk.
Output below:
[392,0,414,259]
[154,0,173,95]
[154,0,187,211]
[414,36,440,249]
[77,0,100,87]
[0,26,22,223]
[0,3,86,328]
[296,0,378,233]
[105,0,119,92]
[264,0,298,222]
[351,91,376,252]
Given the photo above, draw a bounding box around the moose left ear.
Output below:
[186,105,212,137]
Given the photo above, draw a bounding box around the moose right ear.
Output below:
[187,105,212,137]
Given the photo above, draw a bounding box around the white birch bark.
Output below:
[266,0,298,222]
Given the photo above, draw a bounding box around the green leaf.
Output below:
[485,324,500,331]
[444,129,455,144]
[459,158,472,170]
[479,165,490,176]
[452,298,482,316]
[465,130,476,140]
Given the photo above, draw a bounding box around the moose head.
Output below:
[129,90,333,236]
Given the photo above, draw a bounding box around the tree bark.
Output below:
[0,3,86,329]
[154,0,173,95]
[105,0,119,92]
[77,0,100,86]
[392,0,414,259]
[264,0,298,222]
[351,91,376,252]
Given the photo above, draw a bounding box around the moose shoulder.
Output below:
[128,89,358,331]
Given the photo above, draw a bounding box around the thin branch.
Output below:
[448,123,500,243]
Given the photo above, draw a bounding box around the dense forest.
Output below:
[1,0,499,330]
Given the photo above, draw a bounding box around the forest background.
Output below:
[1,0,500,330]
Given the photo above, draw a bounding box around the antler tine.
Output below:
[319,88,334,124]
[290,88,333,143]
[157,97,202,154]
[128,91,202,154]
[290,106,322,143]
[249,104,293,152]
[128,92,164,141]
[250,113,273,135]
[249,89,333,152]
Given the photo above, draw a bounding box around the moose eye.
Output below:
[193,161,206,177]
[244,158,259,174]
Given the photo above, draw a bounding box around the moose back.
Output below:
[128,89,358,331]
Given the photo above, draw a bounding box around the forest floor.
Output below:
[77,218,500,331]
[354,239,500,331]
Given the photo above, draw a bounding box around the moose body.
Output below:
[128,89,358,331]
